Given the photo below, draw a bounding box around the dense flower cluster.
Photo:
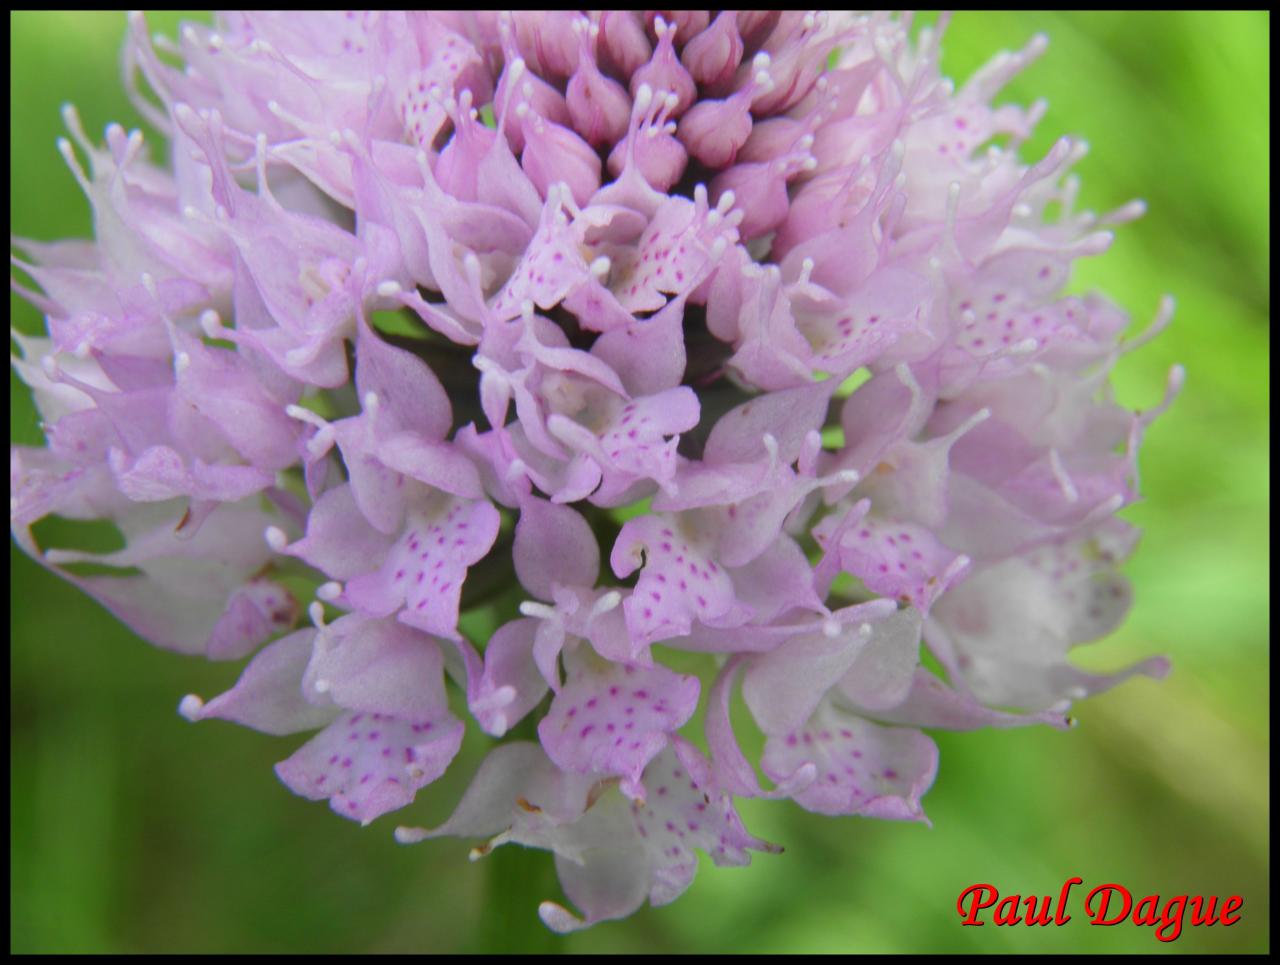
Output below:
[11,11,1180,931]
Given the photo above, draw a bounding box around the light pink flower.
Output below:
[11,10,1179,933]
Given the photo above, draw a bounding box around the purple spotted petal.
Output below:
[538,649,699,798]
[814,504,970,612]
[761,702,938,822]
[612,513,751,646]
[345,496,501,639]
[629,738,780,907]
[276,711,465,825]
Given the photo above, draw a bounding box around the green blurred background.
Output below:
[9,10,1269,954]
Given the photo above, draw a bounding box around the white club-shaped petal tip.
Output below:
[591,590,622,617]
[316,581,343,602]
[538,901,586,934]
[482,711,509,738]
[199,310,222,338]
[178,694,205,722]
[394,825,429,845]
[519,600,559,621]
[472,685,517,714]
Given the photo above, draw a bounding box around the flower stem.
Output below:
[474,843,568,954]
[472,714,568,953]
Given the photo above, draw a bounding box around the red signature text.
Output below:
[957,879,1243,943]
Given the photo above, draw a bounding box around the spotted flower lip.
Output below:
[11,9,1179,934]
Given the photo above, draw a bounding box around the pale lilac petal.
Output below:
[704,656,818,799]
[472,618,550,737]
[206,578,299,661]
[725,534,823,624]
[354,322,452,440]
[835,608,924,713]
[181,628,336,736]
[513,497,600,600]
[395,741,595,843]
[302,614,452,719]
[743,624,872,736]
[541,792,649,933]
[847,668,1071,731]
[703,382,833,467]
[286,483,396,581]
[376,434,484,500]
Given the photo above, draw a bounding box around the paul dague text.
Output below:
[956,878,1243,943]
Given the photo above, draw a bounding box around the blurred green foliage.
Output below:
[10,10,1269,954]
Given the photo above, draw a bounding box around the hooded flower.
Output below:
[11,9,1178,933]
